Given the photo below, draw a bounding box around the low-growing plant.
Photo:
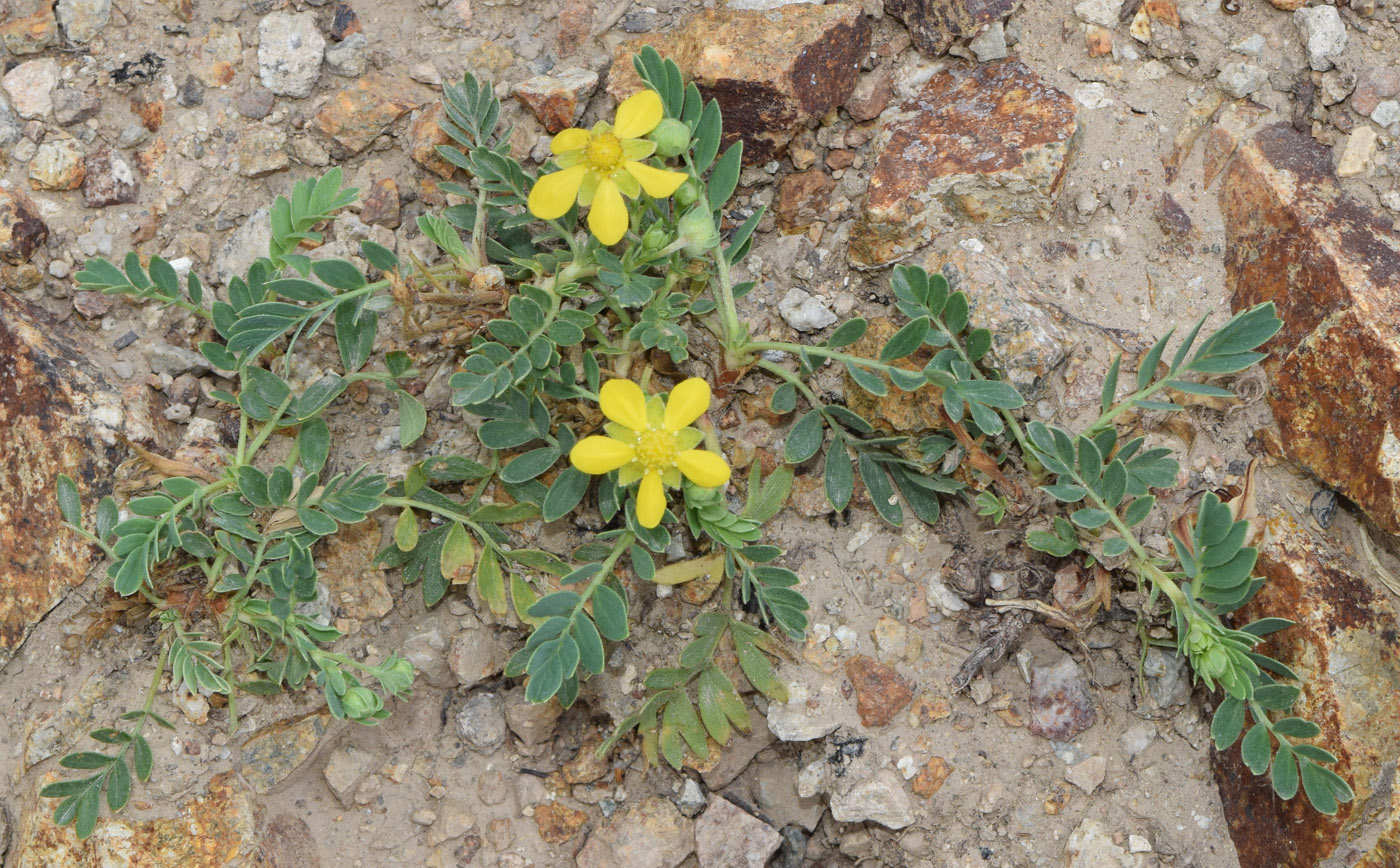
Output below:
[47,47,1347,835]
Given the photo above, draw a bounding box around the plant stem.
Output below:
[570,531,635,622]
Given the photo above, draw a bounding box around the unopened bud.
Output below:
[649,118,691,158]
[674,178,701,208]
[677,207,719,257]
[341,685,382,719]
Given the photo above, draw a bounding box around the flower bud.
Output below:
[381,657,416,695]
[649,118,691,158]
[677,207,719,257]
[341,685,382,719]
[642,223,670,251]
[674,178,701,208]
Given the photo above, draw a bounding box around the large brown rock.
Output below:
[885,0,1021,56]
[607,5,869,164]
[1222,123,1400,534]
[0,295,126,670]
[314,75,426,159]
[1211,518,1400,868]
[850,59,1079,269]
[0,188,48,265]
[575,796,694,868]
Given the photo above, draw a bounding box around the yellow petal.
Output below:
[570,436,635,474]
[588,176,629,245]
[624,161,688,199]
[664,378,711,430]
[550,128,590,154]
[637,471,667,528]
[676,450,731,488]
[527,165,587,220]
[614,90,663,139]
[599,378,648,431]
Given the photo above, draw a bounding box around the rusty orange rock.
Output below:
[407,103,458,180]
[0,295,126,670]
[849,59,1079,269]
[315,75,426,159]
[514,67,599,134]
[883,0,1019,56]
[607,5,869,164]
[844,655,914,728]
[1222,123,1400,534]
[0,188,48,265]
[534,802,590,845]
[1211,518,1400,867]
[911,756,952,798]
[775,170,835,233]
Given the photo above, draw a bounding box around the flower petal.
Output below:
[578,169,601,207]
[555,149,587,169]
[664,378,711,430]
[624,161,688,199]
[570,436,636,474]
[621,138,657,160]
[676,449,731,488]
[599,378,648,431]
[613,169,641,199]
[550,128,590,155]
[674,427,704,451]
[588,176,629,245]
[527,165,587,220]
[637,471,667,528]
[614,90,663,139]
[617,461,644,486]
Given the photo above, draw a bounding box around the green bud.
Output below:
[341,685,383,720]
[649,118,691,158]
[380,657,416,695]
[642,223,670,251]
[674,178,701,208]
[677,207,719,257]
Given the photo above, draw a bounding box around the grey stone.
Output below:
[1372,100,1400,128]
[214,206,273,287]
[2,58,60,119]
[1029,656,1097,741]
[1064,755,1108,795]
[1293,6,1346,72]
[766,673,848,742]
[777,288,837,333]
[828,769,915,829]
[52,88,101,126]
[56,0,111,43]
[0,95,19,148]
[401,623,456,688]
[1065,818,1145,867]
[324,32,368,77]
[257,12,326,98]
[752,761,826,831]
[237,85,277,120]
[724,0,822,9]
[148,344,209,378]
[1073,0,1122,28]
[1229,34,1265,56]
[676,779,707,818]
[447,618,507,688]
[1142,647,1191,708]
[694,798,782,868]
[456,692,507,753]
[322,744,377,806]
[1216,62,1268,99]
[969,21,1008,62]
[503,687,561,747]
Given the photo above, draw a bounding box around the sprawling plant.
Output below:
[47,47,1346,835]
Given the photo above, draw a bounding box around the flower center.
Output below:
[586,132,624,172]
[635,427,678,471]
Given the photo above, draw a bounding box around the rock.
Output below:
[844,655,914,728]
[1064,755,1108,795]
[0,296,126,670]
[849,60,1078,268]
[52,88,99,127]
[15,772,257,867]
[535,803,589,844]
[0,7,58,55]
[456,692,507,752]
[694,798,782,868]
[0,96,19,149]
[777,288,837,333]
[3,58,60,119]
[56,0,111,43]
[1293,6,1346,72]
[676,778,707,817]
[841,318,944,435]
[514,67,599,133]
[257,11,326,98]
[148,343,209,378]
[177,74,206,108]
[237,85,277,120]
[1351,67,1400,117]
[359,178,401,229]
[1229,33,1266,56]
[1216,62,1267,99]
[726,0,821,9]
[575,796,694,868]
[24,671,120,767]
[775,170,835,232]
[767,670,851,741]
[401,622,456,689]
[829,769,916,829]
[192,22,242,88]
[238,709,331,793]
[886,0,1020,56]
[1028,656,1097,741]
[503,687,561,747]
[214,206,273,286]
[407,103,457,179]
[753,761,825,830]
[608,5,869,163]
[911,756,952,797]
[1141,647,1190,708]
[236,125,290,178]
[330,3,361,40]
[315,519,393,622]
[324,32,368,77]
[259,814,322,868]
[448,620,507,688]
[1212,518,1400,867]
[844,68,892,123]
[0,188,48,265]
[1154,193,1191,238]
[700,717,775,789]
[1065,818,1144,868]
[314,75,424,158]
[1373,100,1400,129]
[1222,124,1400,534]
[968,21,1008,62]
[1074,0,1121,27]
[322,743,377,806]
[933,246,1075,397]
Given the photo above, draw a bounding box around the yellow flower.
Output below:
[570,378,731,528]
[527,90,689,245]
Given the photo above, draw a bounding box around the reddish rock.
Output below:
[1223,123,1400,534]
[1085,24,1113,56]
[844,68,892,123]
[314,75,426,159]
[556,0,591,56]
[359,178,401,229]
[81,147,140,208]
[259,814,323,868]
[849,59,1079,268]
[911,756,952,797]
[0,188,48,265]
[1212,519,1400,868]
[0,295,127,669]
[329,3,361,40]
[775,170,835,233]
[534,803,589,845]
[1028,656,1096,741]
[1352,68,1400,117]
[1155,193,1192,238]
[515,67,599,134]
[0,6,58,55]
[407,103,458,180]
[884,0,1020,56]
[130,88,165,132]
[608,5,869,164]
[844,655,914,728]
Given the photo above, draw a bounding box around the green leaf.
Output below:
[398,393,427,448]
[1272,743,1299,799]
[500,447,560,483]
[769,383,797,414]
[299,418,331,473]
[593,584,629,641]
[132,735,153,780]
[880,317,930,361]
[1101,354,1121,414]
[1241,723,1272,775]
[824,444,854,511]
[1102,537,1129,557]
[846,362,886,397]
[128,495,175,517]
[56,474,83,527]
[825,317,867,349]
[1299,760,1338,815]
[784,409,823,463]
[1271,717,1322,739]
[106,757,131,811]
[1211,697,1245,750]
[334,299,377,373]
[1071,508,1112,529]
[60,752,115,770]
[1042,483,1088,503]
[1137,329,1174,391]
[75,788,100,839]
[573,616,605,675]
[542,467,590,522]
[477,546,506,615]
[361,240,399,272]
[529,590,582,618]
[859,453,901,527]
[958,380,1025,409]
[1254,683,1301,710]
[708,142,742,206]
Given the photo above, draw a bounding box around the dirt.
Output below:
[2,0,1398,865]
